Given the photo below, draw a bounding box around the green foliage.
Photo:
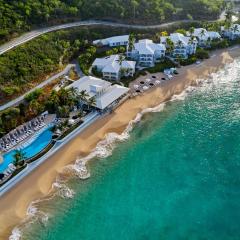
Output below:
[146,59,176,73]
[208,39,229,50]
[180,56,197,66]
[0,0,224,43]
[195,48,210,59]
[0,86,82,136]
[25,89,43,102]
[1,86,20,96]
[175,29,187,35]
[13,150,26,168]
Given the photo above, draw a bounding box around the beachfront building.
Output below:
[127,39,166,67]
[93,35,129,47]
[67,76,129,111]
[221,24,240,40]
[92,55,136,81]
[160,33,197,59]
[190,28,221,47]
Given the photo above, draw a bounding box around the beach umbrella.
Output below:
[155,80,161,84]
[133,84,139,89]
[146,79,151,83]
[143,86,149,91]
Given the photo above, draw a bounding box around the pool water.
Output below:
[0,127,53,173]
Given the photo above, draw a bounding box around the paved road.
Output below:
[0,63,75,111]
[0,111,100,197]
[0,16,225,56]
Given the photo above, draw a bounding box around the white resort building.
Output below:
[67,76,129,110]
[127,39,166,67]
[160,33,197,59]
[221,24,240,40]
[92,55,136,81]
[93,35,129,47]
[190,28,221,46]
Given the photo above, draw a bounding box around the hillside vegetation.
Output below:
[0,0,224,43]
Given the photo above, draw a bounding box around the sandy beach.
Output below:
[0,46,240,239]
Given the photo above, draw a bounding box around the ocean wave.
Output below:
[8,59,240,240]
[52,182,75,199]
[9,228,22,240]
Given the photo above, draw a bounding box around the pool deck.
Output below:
[0,111,100,197]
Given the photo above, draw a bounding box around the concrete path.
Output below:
[0,61,84,111]
[0,15,225,56]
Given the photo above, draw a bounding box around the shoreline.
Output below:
[0,46,240,239]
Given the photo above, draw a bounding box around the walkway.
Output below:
[0,14,225,56]
[0,62,82,111]
[0,111,100,197]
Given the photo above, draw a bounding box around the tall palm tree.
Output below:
[128,33,135,53]
[177,40,183,48]
[58,88,71,105]
[233,24,239,33]
[166,37,174,55]
[119,55,125,66]
[189,27,195,37]
[87,97,96,111]
[78,90,89,110]
[200,29,206,39]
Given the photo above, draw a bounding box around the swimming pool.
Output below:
[0,127,53,173]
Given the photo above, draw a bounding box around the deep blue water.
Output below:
[0,127,53,172]
[20,60,240,240]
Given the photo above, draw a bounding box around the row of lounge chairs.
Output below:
[0,116,46,152]
[0,164,16,183]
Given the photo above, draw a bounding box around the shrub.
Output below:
[180,56,197,66]
[195,49,209,59]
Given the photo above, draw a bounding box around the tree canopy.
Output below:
[0,0,224,43]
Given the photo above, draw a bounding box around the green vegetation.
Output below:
[195,48,210,59]
[0,87,79,137]
[179,56,197,66]
[0,0,224,43]
[13,150,26,168]
[146,59,176,73]
[79,45,126,75]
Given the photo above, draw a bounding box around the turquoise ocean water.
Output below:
[14,59,240,240]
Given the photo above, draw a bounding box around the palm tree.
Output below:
[177,40,183,48]
[200,29,206,39]
[233,24,239,33]
[78,90,89,110]
[118,54,125,79]
[28,99,43,116]
[58,88,71,105]
[128,33,135,53]
[13,150,26,168]
[87,97,96,111]
[166,37,174,55]
[119,55,125,66]
[189,27,195,37]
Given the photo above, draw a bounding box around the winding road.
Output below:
[0,62,82,111]
[0,16,226,56]
[0,14,226,111]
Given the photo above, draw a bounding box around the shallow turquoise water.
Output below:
[21,60,240,240]
[0,127,53,173]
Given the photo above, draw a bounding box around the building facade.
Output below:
[127,39,166,67]
[92,55,136,81]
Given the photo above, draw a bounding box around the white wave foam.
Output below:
[9,228,22,240]
[9,58,240,239]
[53,182,75,199]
